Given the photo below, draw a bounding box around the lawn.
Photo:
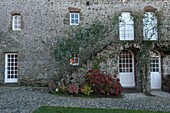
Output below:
[33,106,170,113]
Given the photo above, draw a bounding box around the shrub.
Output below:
[80,84,93,96]
[56,82,67,94]
[48,80,57,93]
[68,84,79,94]
[86,69,123,96]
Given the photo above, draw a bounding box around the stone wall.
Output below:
[162,55,170,92]
[0,0,169,85]
[163,55,170,77]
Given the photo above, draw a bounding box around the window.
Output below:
[12,15,21,30]
[5,53,18,83]
[119,12,134,40]
[150,51,159,72]
[119,50,133,73]
[70,53,79,65]
[122,0,128,3]
[70,13,80,25]
[143,12,158,40]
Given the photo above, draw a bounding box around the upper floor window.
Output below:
[119,12,134,40]
[143,12,158,40]
[70,13,80,25]
[70,53,79,66]
[12,15,21,30]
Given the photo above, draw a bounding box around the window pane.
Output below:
[75,19,78,24]
[18,25,21,29]
[17,16,21,20]
[156,64,159,67]
[14,16,17,20]
[14,25,18,29]
[71,14,74,18]
[71,19,74,24]
[14,21,18,24]
[156,68,159,72]
[75,14,78,18]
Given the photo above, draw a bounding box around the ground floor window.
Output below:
[5,53,18,83]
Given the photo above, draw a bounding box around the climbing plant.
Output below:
[52,17,119,75]
[139,41,152,94]
[134,11,165,94]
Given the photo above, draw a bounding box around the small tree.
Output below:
[52,17,118,78]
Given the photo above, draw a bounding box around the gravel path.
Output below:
[0,87,170,113]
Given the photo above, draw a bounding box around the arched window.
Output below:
[143,6,158,40]
[12,14,21,30]
[119,50,133,73]
[119,12,134,40]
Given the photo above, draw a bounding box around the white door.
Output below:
[150,51,161,89]
[119,50,135,87]
[5,53,18,83]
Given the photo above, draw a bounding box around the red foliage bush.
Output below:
[86,69,123,96]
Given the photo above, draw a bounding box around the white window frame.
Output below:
[119,12,134,40]
[12,15,21,31]
[70,53,79,66]
[70,13,80,25]
[143,12,158,40]
[5,53,18,83]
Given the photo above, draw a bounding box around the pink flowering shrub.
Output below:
[56,69,123,97]
[86,69,123,96]
[68,84,79,94]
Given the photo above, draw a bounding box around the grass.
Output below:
[33,106,170,113]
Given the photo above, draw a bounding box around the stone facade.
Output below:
[0,0,169,92]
